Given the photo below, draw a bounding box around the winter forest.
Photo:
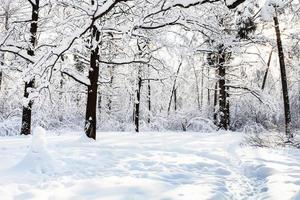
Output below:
[0,0,300,199]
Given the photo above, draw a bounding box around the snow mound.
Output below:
[77,132,96,143]
[12,127,56,174]
[31,126,47,152]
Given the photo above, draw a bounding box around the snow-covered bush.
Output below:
[0,116,20,136]
[186,117,217,133]
[98,117,135,132]
[244,131,300,149]
[241,122,266,134]
[231,94,280,131]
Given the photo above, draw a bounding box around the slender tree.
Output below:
[273,10,292,139]
[21,0,39,135]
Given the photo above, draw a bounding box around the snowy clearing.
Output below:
[0,132,299,200]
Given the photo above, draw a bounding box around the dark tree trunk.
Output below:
[261,50,273,90]
[58,78,64,122]
[193,65,201,111]
[21,1,39,135]
[147,79,151,123]
[0,55,3,91]
[85,26,100,140]
[98,91,102,117]
[218,52,228,130]
[207,68,211,105]
[174,88,177,111]
[107,66,114,113]
[4,9,9,31]
[226,86,230,129]
[213,81,218,126]
[168,62,181,114]
[273,15,292,139]
[200,65,204,109]
[134,74,142,132]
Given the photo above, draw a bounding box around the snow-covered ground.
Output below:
[0,131,299,200]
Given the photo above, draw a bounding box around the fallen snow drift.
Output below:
[0,132,299,200]
[10,127,57,174]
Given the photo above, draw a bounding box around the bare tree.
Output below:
[273,10,292,140]
[21,0,39,135]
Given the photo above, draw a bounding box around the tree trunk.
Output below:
[0,54,3,91]
[0,6,7,92]
[134,72,142,132]
[58,78,64,122]
[200,65,204,109]
[85,26,100,140]
[21,2,39,135]
[107,66,114,113]
[226,86,230,129]
[98,90,102,118]
[213,81,218,126]
[168,62,182,114]
[218,52,228,130]
[273,14,292,139]
[174,88,177,111]
[261,50,273,90]
[207,67,211,105]
[147,79,151,123]
[193,64,201,111]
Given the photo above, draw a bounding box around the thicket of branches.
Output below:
[0,0,299,144]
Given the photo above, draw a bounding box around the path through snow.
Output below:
[0,132,299,200]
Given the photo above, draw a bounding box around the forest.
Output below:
[0,0,299,199]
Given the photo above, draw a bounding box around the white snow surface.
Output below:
[0,131,299,200]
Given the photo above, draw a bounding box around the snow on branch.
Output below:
[98,59,150,66]
[0,46,34,63]
[225,85,264,103]
[61,68,90,87]
[144,0,246,21]
[44,0,127,81]
[225,0,246,9]
[93,0,128,21]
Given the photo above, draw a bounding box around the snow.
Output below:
[261,0,286,21]
[0,131,299,199]
[1,127,56,177]
[31,126,47,153]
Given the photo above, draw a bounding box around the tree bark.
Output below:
[21,1,39,135]
[107,66,114,113]
[0,10,6,92]
[207,67,211,105]
[213,81,218,126]
[134,71,142,132]
[218,52,228,130]
[85,25,100,140]
[174,88,177,111]
[98,91,102,118]
[226,86,230,129]
[273,15,292,139]
[0,54,3,91]
[261,50,273,90]
[200,65,204,109]
[58,78,64,122]
[168,62,182,114]
[192,64,201,111]
[147,79,151,123]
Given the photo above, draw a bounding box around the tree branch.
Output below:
[61,71,90,87]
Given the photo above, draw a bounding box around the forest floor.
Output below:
[0,131,299,200]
